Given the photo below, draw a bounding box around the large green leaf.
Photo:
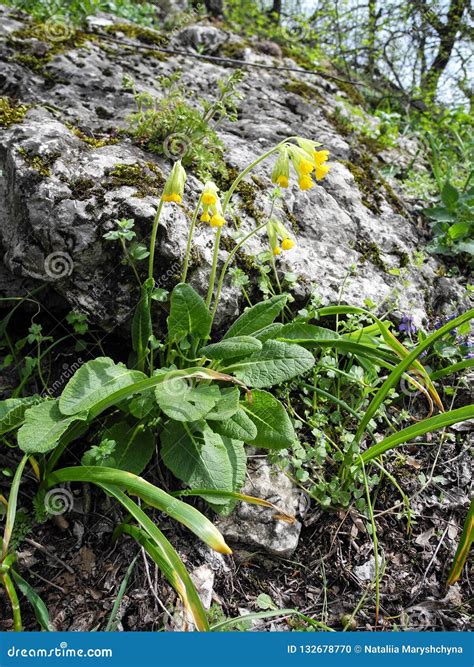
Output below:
[199,336,262,360]
[83,420,155,475]
[161,421,246,513]
[223,295,287,339]
[59,357,146,416]
[209,408,258,441]
[167,283,211,342]
[18,401,88,454]
[205,387,240,421]
[155,382,220,422]
[0,397,39,436]
[241,389,296,449]
[224,340,315,388]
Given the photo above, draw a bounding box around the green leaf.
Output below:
[47,466,231,554]
[131,277,154,371]
[359,405,474,465]
[0,397,39,436]
[110,495,209,631]
[18,401,88,454]
[199,336,262,360]
[205,387,240,421]
[448,222,470,240]
[91,420,155,475]
[276,322,340,344]
[441,181,459,210]
[241,389,296,449]
[224,340,315,388]
[59,357,146,416]
[424,206,456,222]
[209,408,258,441]
[447,498,473,586]
[223,295,287,339]
[155,381,220,422]
[167,283,211,343]
[10,571,52,631]
[161,421,246,513]
[354,309,474,444]
[253,322,285,341]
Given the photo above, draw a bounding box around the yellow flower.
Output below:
[315,163,330,180]
[299,175,314,190]
[271,147,290,188]
[202,181,218,206]
[200,181,225,227]
[267,218,296,255]
[299,158,314,176]
[162,160,186,204]
[276,175,289,188]
[210,214,225,227]
[314,149,329,166]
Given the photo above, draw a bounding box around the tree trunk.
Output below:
[202,0,224,18]
[421,0,469,97]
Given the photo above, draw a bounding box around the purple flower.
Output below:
[399,315,417,336]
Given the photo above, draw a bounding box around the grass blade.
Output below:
[430,358,474,381]
[105,553,139,631]
[354,309,474,444]
[447,498,474,586]
[10,570,52,631]
[358,405,474,465]
[107,488,209,631]
[46,467,231,554]
[2,455,28,558]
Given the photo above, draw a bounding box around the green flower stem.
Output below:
[181,193,203,284]
[148,198,164,281]
[205,226,223,308]
[210,221,268,321]
[1,572,22,631]
[206,136,297,313]
[221,136,297,211]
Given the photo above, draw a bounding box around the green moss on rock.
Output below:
[0,97,30,128]
[68,125,120,148]
[107,162,164,197]
[18,148,59,177]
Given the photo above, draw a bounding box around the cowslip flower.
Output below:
[271,147,290,188]
[162,160,186,203]
[267,218,296,256]
[200,181,225,227]
[271,137,330,192]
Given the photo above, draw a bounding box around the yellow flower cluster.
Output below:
[271,138,330,192]
[200,181,225,227]
[267,217,296,257]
